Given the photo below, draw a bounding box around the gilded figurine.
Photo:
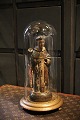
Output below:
[28,35,52,102]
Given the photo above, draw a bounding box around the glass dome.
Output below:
[20,21,63,111]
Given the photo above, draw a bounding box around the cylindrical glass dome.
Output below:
[20,21,63,111]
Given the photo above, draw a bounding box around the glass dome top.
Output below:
[24,20,56,38]
[24,21,57,55]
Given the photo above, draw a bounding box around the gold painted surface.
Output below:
[20,93,63,111]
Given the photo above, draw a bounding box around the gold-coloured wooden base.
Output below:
[20,93,63,111]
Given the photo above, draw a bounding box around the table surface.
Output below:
[0,85,80,120]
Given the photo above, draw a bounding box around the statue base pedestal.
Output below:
[20,93,63,111]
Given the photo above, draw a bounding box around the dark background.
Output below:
[0,0,80,95]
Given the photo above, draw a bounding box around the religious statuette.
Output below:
[20,21,63,111]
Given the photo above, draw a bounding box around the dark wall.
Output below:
[75,4,80,95]
[0,0,80,95]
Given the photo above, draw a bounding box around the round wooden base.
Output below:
[20,93,63,112]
